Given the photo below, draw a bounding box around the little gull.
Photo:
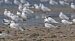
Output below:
[4,9,8,16]
[44,16,49,22]
[71,3,75,9]
[7,11,14,18]
[23,2,30,8]
[72,19,75,23]
[61,20,72,25]
[23,7,34,13]
[10,14,23,22]
[18,4,23,11]
[3,19,11,25]
[16,11,21,16]
[59,12,69,20]
[48,16,59,23]
[10,21,24,31]
[14,0,20,5]
[44,22,56,28]
[49,0,58,5]
[59,0,69,5]
[34,4,40,9]
[21,11,27,21]
[41,4,51,12]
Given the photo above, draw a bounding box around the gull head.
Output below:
[5,9,7,11]
[71,3,74,5]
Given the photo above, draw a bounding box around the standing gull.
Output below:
[48,16,59,23]
[23,7,34,13]
[4,9,8,16]
[10,21,24,31]
[21,11,27,21]
[18,4,23,11]
[59,12,69,20]
[10,14,23,22]
[49,0,58,5]
[72,19,75,23]
[41,4,51,12]
[34,4,40,9]
[16,11,21,16]
[71,3,75,9]
[23,2,30,8]
[14,0,20,5]
[59,0,69,5]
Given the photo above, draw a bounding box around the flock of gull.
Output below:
[2,0,75,31]
[0,0,75,38]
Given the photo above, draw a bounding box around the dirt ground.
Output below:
[0,25,75,41]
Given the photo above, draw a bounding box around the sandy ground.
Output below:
[0,25,75,41]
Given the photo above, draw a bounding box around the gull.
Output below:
[41,4,51,12]
[26,9,34,14]
[4,9,8,16]
[72,19,75,23]
[61,20,73,25]
[3,19,11,25]
[59,12,69,20]
[23,7,34,13]
[39,3,42,8]
[71,3,75,9]
[49,0,58,5]
[48,16,59,23]
[7,11,14,18]
[34,4,40,9]
[20,0,26,4]
[44,22,56,28]
[23,2,30,8]
[14,0,20,5]
[10,21,24,31]
[21,11,27,21]
[16,11,21,16]
[59,0,69,5]
[18,4,23,11]
[44,16,49,22]
[10,14,23,22]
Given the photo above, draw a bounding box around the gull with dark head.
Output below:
[3,19,11,25]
